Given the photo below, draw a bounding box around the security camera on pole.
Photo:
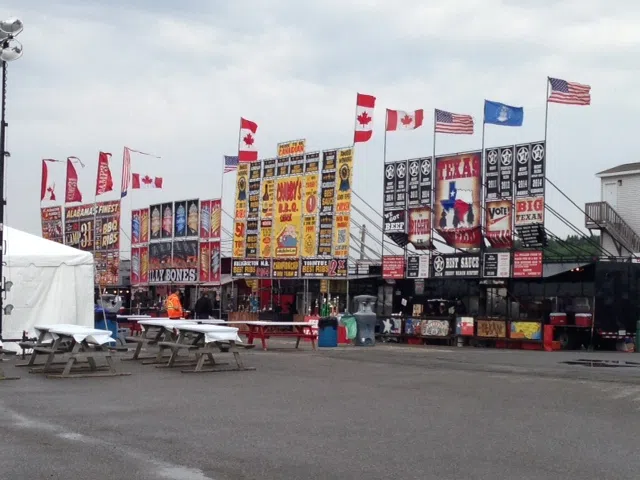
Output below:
[0,17,24,381]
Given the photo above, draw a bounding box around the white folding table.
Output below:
[160,324,255,373]
[30,325,130,378]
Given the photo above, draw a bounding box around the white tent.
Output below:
[1,226,94,351]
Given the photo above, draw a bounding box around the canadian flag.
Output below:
[41,158,61,201]
[238,117,258,162]
[353,93,376,143]
[386,109,424,131]
[132,173,163,189]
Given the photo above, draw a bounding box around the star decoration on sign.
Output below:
[433,255,445,273]
[517,146,529,164]
[487,150,498,165]
[385,164,395,179]
[396,163,406,178]
[421,159,431,175]
[501,149,513,166]
[409,161,419,177]
[531,144,545,161]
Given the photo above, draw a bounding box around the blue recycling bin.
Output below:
[94,308,117,346]
[317,317,338,348]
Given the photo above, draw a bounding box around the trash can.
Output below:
[353,295,377,346]
[94,309,117,346]
[318,317,338,348]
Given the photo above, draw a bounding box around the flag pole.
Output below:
[381,111,388,277]
[480,105,487,263]
[543,77,550,144]
[431,109,437,261]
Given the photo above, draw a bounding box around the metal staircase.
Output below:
[585,201,640,255]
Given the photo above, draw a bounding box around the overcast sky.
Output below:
[3,0,639,258]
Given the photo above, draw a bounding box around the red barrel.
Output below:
[550,313,567,325]
[575,313,593,327]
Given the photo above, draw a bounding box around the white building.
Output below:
[585,162,640,258]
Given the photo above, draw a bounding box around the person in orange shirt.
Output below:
[166,287,184,319]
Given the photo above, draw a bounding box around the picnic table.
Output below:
[159,324,256,373]
[116,314,152,336]
[27,324,130,378]
[224,321,318,351]
[123,319,195,362]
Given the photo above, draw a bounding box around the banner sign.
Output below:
[431,252,481,278]
[277,139,306,158]
[333,147,353,258]
[513,251,543,278]
[231,258,272,278]
[406,255,430,279]
[186,199,199,237]
[273,175,303,257]
[139,208,149,243]
[131,247,140,285]
[407,158,420,208]
[514,142,546,248]
[485,145,515,248]
[289,154,305,176]
[41,206,63,243]
[199,241,221,284]
[172,239,198,271]
[300,258,347,278]
[407,207,431,249]
[434,152,482,249]
[150,204,162,241]
[484,199,513,249]
[302,152,320,258]
[161,202,173,239]
[64,204,95,250]
[277,155,290,176]
[382,255,405,279]
[173,200,187,238]
[131,209,141,244]
[140,246,149,284]
[272,258,300,278]
[482,252,511,278]
[233,163,250,257]
[199,199,221,239]
[318,150,337,256]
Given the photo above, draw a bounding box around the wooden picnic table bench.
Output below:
[160,324,256,373]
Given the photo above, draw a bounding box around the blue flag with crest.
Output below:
[484,100,524,126]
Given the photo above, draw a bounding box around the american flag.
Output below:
[120,147,131,198]
[548,77,591,105]
[435,109,474,134]
[224,155,239,173]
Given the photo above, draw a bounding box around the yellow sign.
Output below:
[333,147,353,257]
[259,219,273,258]
[273,175,303,257]
[277,139,306,158]
[302,172,319,217]
[302,216,317,257]
[233,163,250,257]
[260,179,275,219]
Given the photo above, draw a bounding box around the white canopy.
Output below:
[1,226,94,351]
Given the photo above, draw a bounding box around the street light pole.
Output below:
[0,18,24,377]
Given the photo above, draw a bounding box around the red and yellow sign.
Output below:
[260,179,275,219]
[233,163,250,257]
[277,139,306,158]
[302,216,317,257]
[259,219,273,258]
[273,175,303,257]
[333,147,353,257]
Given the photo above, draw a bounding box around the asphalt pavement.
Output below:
[1,343,640,479]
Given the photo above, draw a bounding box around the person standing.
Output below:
[194,292,213,319]
[166,287,184,319]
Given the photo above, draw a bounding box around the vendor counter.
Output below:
[377,316,547,349]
